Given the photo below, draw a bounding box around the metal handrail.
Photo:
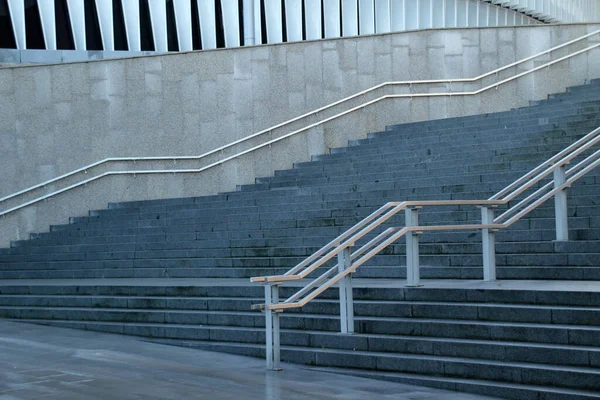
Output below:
[495,148,600,223]
[251,126,600,310]
[255,128,599,370]
[1,29,599,217]
[251,199,506,284]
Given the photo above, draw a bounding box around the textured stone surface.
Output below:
[0,24,599,245]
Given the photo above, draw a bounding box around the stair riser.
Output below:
[280,350,599,391]
[7,318,598,370]
[1,299,597,326]
[1,285,599,305]
[2,308,598,347]
[33,180,598,233]
[43,203,600,233]
[3,240,599,263]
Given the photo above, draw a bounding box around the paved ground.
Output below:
[0,320,501,400]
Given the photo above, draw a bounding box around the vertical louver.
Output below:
[2,0,599,52]
[0,0,17,49]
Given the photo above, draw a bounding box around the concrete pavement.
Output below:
[0,319,502,400]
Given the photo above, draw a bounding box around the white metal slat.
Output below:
[221,0,240,47]
[390,0,404,31]
[285,0,303,42]
[324,0,341,38]
[488,5,497,26]
[173,0,193,51]
[506,8,514,25]
[375,0,390,33]
[253,0,261,44]
[479,2,488,26]
[432,0,444,28]
[5,0,597,54]
[242,0,256,45]
[265,0,283,43]
[405,0,418,29]
[66,0,86,50]
[122,0,141,51]
[148,0,167,52]
[498,5,505,24]
[359,0,375,34]
[418,0,430,29]
[305,0,322,40]
[197,0,217,49]
[7,0,25,49]
[467,0,477,27]
[38,0,57,50]
[444,0,455,27]
[95,0,114,51]
[341,0,359,36]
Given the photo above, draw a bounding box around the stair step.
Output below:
[7,318,600,367]
[1,79,599,400]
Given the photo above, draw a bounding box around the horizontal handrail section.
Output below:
[251,126,600,310]
[1,29,599,218]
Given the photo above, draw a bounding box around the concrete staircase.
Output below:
[0,281,598,399]
[0,80,599,399]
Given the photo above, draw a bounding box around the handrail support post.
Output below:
[554,166,569,241]
[264,283,281,371]
[338,247,354,334]
[481,207,497,281]
[405,207,421,287]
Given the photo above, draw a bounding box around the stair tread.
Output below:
[5,305,600,329]
[10,318,600,353]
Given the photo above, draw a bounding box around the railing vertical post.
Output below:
[554,165,569,241]
[405,207,421,287]
[264,283,281,370]
[337,246,354,334]
[481,207,497,281]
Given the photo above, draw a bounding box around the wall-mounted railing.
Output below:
[250,126,600,370]
[1,29,599,220]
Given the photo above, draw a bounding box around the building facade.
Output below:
[1,0,599,57]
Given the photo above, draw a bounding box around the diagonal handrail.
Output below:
[251,126,600,310]
[495,148,600,224]
[1,29,599,218]
[250,200,504,283]
[250,128,600,284]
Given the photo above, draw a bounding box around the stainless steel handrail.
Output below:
[251,126,600,309]
[1,28,599,217]
[255,126,599,370]
[252,199,506,284]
